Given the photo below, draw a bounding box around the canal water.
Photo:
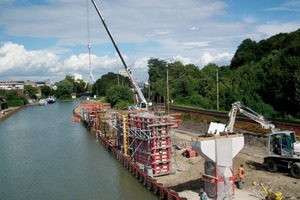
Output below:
[0,101,158,200]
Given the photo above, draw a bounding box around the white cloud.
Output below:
[265,0,300,12]
[256,22,300,38]
[0,42,125,82]
[200,52,232,67]
[132,57,148,70]
[242,16,257,24]
[167,55,192,66]
[0,0,299,83]
[0,42,60,75]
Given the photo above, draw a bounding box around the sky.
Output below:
[0,0,299,84]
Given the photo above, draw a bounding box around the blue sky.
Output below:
[0,0,299,84]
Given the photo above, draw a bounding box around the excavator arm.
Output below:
[224,102,278,133]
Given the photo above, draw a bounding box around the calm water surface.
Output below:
[0,101,158,200]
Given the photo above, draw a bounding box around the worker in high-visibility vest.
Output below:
[238,164,245,188]
[238,164,245,180]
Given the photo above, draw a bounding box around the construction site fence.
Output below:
[99,135,187,200]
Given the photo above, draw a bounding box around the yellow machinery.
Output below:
[260,182,282,200]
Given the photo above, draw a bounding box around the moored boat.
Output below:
[39,99,48,106]
[47,96,56,104]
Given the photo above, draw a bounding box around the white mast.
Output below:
[85,42,95,89]
[85,0,95,89]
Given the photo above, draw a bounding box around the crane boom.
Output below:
[90,0,147,109]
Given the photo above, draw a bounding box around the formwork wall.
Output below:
[126,113,174,176]
[79,102,181,177]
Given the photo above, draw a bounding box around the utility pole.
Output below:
[167,68,170,113]
[148,79,151,100]
[216,68,219,111]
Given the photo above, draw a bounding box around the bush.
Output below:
[114,101,132,110]
[8,100,24,107]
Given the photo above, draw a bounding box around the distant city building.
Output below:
[0,79,52,91]
[71,73,82,81]
[0,81,25,90]
[25,79,51,87]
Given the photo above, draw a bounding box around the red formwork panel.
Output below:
[126,113,174,176]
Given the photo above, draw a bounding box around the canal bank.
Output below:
[0,106,23,122]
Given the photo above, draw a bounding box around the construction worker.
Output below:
[199,188,207,200]
[238,164,245,189]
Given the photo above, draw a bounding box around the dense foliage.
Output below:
[55,79,73,100]
[64,75,87,96]
[148,29,300,119]
[92,72,131,96]
[24,85,39,99]
[91,72,134,107]
[89,29,300,119]
[2,90,27,106]
[106,85,134,108]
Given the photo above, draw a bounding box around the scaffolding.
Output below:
[79,101,182,177]
[123,112,175,176]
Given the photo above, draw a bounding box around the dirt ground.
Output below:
[156,120,300,200]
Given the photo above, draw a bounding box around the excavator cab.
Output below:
[267,131,295,156]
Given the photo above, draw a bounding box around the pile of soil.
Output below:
[156,120,300,199]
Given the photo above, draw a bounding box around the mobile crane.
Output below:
[90,0,148,111]
[225,102,300,178]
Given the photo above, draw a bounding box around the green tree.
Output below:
[4,91,21,101]
[65,75,74,83]
[148,58,168,83]
[230,38,261,69]
[56,80,73,99]
[0,89,5,96]
[24,85,38,99]
[106,85,133,107]
[62,75,87,96]
[74,79,86,94]
[92,72,130,96]
[40,85,52,98]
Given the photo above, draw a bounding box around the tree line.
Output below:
[0,76,86,105]
[147,29,300,119]
[94,28,300,119]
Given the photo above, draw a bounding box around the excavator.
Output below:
[225,102,300,179]
[90,0,149,111]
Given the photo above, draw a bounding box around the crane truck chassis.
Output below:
[225,102,300,179]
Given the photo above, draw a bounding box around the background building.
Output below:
[71,73,82,81]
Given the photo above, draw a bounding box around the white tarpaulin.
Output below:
[207,122,225,135]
